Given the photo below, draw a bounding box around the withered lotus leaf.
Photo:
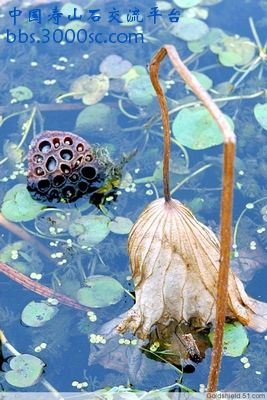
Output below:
[117,198,267,339]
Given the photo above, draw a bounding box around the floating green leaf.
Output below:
[10,86,33,101]
[209,322,249,357]
[188,28,224,53]
[171,17,209,41]
[70,74,109,105]
[172,106,234,149]
[173,0,201,8]
[1,184,45,222]
[99,55,132,79]
[21,301,58,327]
[127,75,157,106]
[254,103,267,131]
[210,35,256,66]
[5,354,45,388]
[109,217,133,234]
[77,275,124,308]
[69,214,110,246]
[75,103,117,133]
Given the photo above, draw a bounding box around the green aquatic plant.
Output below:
[1,184,45,222]
[172,106,234,149]
[21,301,59,328]
[77,275,124,308]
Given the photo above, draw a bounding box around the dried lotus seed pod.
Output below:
[27,130,104,203]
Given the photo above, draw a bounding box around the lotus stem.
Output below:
[149,45,236,392]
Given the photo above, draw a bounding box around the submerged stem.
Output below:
[149,45,236,393]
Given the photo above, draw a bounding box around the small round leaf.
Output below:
[172,106,234,149]
[77,275,124,307]
[254,103,267,130]
[5,354,45,388]
[109,217,133,234]
[1,184,45,222]
[21,301,58,327]
[209,322,249,357]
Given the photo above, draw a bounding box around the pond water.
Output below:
[0,0,267,395]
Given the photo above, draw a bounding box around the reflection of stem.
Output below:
[0,330,64,399]
[0,213,50,258]
[233,196,267,249]
[231,56,261,90]
[145,89,265,129]
[0,107,36,166]
[118,99,139,119]
[249,17,263,51]
[170,164,212,196]
[55,91,85,102]
[149,45,236,393]
[151,129,190,170]
[0,261,90,312]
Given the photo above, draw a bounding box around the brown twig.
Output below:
[0,262,90,312]
[149,45,236,392]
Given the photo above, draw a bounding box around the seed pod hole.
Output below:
[46,156,57,172]
[49,188,60,199]
[64,137,73,146]
[69,173,79,183]
[33,154,44,164]
[60,149,73,161]
[60,163,71,175]
[53,138,61,148]
[53,175,66,187]
[74,156,83,168]
[85,153,93,162]
[77,143,84,152]
[62,186,76,199]
[37,179,51,193]
[81,166,97,180]
[39,140,51,154]
[78,181,88,193]
[35,167,45,176]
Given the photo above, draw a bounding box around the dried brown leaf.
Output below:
[118,198,267,339]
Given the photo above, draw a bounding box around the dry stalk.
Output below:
[149,45,236,392]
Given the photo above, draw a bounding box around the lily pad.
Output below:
[70,74,109,105]
[210,35,256,66]
[69,214,110,246]
[1,184,45,222]
[99,55,132,79]
[209,322,249,357]
[109,217,133,234]
[5,354,45,388]
[122,65,147,86]
[77,275,124,308]
[75,103,116,133]
[172,106,234,149]
[254,103,267,131]
[10,86,33,101]
[127,75,157,106]
[173,0,202,8]
[171,17,209,41]
[21,301,58,327]
[188,28,224,53]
